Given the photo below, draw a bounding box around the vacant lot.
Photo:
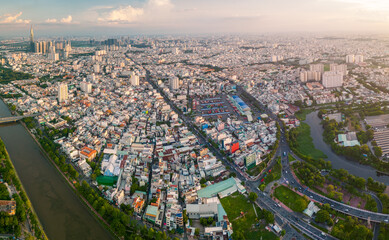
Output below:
[220,192,277,240]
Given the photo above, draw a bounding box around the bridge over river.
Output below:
[0,113,40,124]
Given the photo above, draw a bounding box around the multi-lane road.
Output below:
[145,73,333,239]
[145,68,389,239]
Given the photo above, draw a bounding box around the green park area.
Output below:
[274,186,309,212]
[289,123,327,160]
[380,223,389,240]
[0,66,33,82]
[220,192,277,240]
[294,109,312,121]
[331,216,372,240]
[259,157,282,191]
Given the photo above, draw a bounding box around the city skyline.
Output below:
[1,0,389,36]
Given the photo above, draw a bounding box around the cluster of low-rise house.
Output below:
[5,34,389,239]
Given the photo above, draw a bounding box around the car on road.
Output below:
[283,152,286,156]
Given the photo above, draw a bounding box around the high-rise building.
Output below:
[322,71,343,88]
[130,73,140,86]
[170,77,180,90]
[346,55,354,63]
[48,46,59,61]
[309,64,324,73]
[346,54,364,64]
[330,64,347,75]
[94,64,100,73]
[300,70,321,82]
[42,41,47,54]
[34,42,40,53]
[80,81,92,93]
[355,55,364,64]
[30,25,34,52]
[58,83,69,103]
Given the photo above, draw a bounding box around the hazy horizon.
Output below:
[1,0,389,37]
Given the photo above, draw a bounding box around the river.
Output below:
[0,100,114,240]
[305,111,389,185]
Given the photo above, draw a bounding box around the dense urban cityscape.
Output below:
[2,1,389,240]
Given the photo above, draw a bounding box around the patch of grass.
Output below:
[274,185,309,212]
[264,158,282,186]
[295,123,327,159]
[247,162,265,176]
[220,192,277,240]
[288,154,296,162]
[295,109,313,121]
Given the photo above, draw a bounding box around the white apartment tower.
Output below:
[309,64,324,73]
[170,77,180,90]
[330,64,347,75]
[80,81,92,93]
[300,71,322,82]
[94,64,100,73]
[346,54,364,64]
[355,55,364,63]
[58,83,69,102]
[346,55,354,63]
[130,73,140,86]
[322,71,343,88]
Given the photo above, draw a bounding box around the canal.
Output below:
[305,111,389,185]
[0,100,115,240]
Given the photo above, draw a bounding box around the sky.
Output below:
[1,0,389,37]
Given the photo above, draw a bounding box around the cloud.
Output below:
[45,18,57,23]
[148,0,173,8]
[44,15,74,24]
[97,5,144,23]
[0,12,30,24]
[60,15,72,23]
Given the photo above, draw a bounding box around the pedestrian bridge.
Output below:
[0,113,41,124]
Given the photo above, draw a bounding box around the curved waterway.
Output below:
[305,111,389,185]
[0,100,115,240]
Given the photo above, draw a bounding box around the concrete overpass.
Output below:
[0,113,40,124]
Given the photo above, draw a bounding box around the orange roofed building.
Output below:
[0,200,16,215]
[80,147,97,161]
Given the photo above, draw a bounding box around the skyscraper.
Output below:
[130,72,140,86]
[170,77,180,90]
[30,25,34,52]
[58,83,69,103]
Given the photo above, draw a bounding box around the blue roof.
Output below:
[232,95,249,110]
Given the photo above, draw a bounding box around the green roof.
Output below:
[338,134,347,142]
[197,178,236,198]
[145,205,158,217]
[217,204,227,222]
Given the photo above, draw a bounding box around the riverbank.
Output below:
[304,111,389,185]
[20,121,119,240]
[3,96,118,239]
[0,138,47,239]
[13,104,175,239]
[0,99,116,240]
